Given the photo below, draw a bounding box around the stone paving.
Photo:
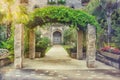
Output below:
[0,45,120,80]
[23,45,116,70]
[0,69,120,80]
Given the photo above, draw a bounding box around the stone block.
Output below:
[86,24,96,68]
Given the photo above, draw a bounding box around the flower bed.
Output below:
[101,46,120,55]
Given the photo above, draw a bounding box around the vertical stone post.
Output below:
[14,24,24,69]
[86,24,96,68]
[77,30,83,60]
[29,29,35,59]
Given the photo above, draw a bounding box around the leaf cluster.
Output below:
[28,6,100,31]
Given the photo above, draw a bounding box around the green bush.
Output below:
[63,26,77,45]
[1,26,14,60]
[36,37,50,57]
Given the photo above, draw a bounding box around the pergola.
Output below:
[14,6,98,69]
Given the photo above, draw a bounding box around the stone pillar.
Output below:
[77,30,83,60]
[14,24,24,69]
[86,24,96,68]
[29,29,35,59]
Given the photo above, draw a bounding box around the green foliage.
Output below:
[36,37,50,57]
[0,12,4,23]
[24,27,29,54]
[63,26,77,45]
[2,25,14,56]
[85,0,100,15]
[111,9,120,48]
[85,0,120,48]
[0,25,7,47]
[28,6,100,32]
[63,44,77,57]
[14,5,29,24]
[35,28,41,44]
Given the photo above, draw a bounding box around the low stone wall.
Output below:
[96,51,120,69]
[0,49,11,67]
[0,58,11,67]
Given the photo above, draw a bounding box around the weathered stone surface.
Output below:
[35,52,41,58]
[14,24,24,69]
[0,49,9,59]
[86,24,96,68]
[96,51,120,69]
[29,29,35,59]
[28,0,82,12]
[77,30,83,60]
[0,58,11,67]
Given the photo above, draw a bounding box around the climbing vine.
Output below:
[28,6,100,31]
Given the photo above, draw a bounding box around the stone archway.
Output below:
[14,6,98,69]
[53,31,62,44]
[14,24,96,69]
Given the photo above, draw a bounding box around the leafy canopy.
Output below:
[28,6,100,31]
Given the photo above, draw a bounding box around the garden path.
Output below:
[1,45,120,80]
[23,45,115,70]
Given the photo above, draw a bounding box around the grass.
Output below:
[62,45,73,55]
[62,45,72,50]
[45,46,52,53]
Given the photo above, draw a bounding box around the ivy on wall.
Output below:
[28,6,100,31]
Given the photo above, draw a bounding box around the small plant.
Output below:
[36,37,50,57]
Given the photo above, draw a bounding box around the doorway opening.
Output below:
[53,31,62,44]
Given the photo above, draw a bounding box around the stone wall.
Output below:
[66,0,82,9]
[27,0,82,11]
[0,49,11,67]
[0,58,11,67]
[96,51,120,69]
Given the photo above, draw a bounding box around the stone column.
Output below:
[86,24,96,68]
[77,30,83,60]
[14,24,24,69]
[29,29,35,59]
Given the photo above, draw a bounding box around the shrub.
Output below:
[2,26,14,57]
[36,37,50,57]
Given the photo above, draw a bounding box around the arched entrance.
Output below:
[53,31,62,44]
[14,6,98,69]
